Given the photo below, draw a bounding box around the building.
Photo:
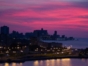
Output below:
[10,31,24,39]
[51,31,60,40]
[1,26,9,35]
[25,32,34,39]
[53,31,57,36]
[33,28,48,37]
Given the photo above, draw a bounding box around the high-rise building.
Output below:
[33,28,48,37]
[1,26,9,35]
[53,31,57,36]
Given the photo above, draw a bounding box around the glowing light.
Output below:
[35,48,38,51]
[6,50,9,53]
[0,46,2,48]
[62,52,64,53]
[12,63,16,66]
[61,59,71,66]
[5,63,9,66]
[4,47,6,49]
[25,46,27,48]
[75,49,78,51]
[41,49,43,51]
[50,59,55,66]
[13,51,16,53]
[34,61,39,66]
[57,52,59,54]
[61,58,71,61]
[17,47,20,49]
[46,60,50,66]
[40,60,43,66]
[67,45,72,50]
[20,63,23,66]
[21,50,23,52]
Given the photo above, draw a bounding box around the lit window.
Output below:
[35,48,38,51]
[13,51,16,53]
[0,46,2,48]
[24,46,27,48]
[57,52,59,54]
[20,50,23,52]
[41,49,43,51]
[6,51,9,53]
[62,52,64,53]
[17,47,20,49]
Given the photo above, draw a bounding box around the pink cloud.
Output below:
[0,2,88,38]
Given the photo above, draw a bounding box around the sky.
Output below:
[0,0,88,38]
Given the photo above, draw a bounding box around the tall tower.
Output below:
[1,26,9,35]
[53,31,57,36]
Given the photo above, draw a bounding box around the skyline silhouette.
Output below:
[0,0,88,38]
[0,25,74,41]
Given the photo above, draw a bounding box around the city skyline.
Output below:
[0,25,75,41]
[0,25,62,36]
[0,0,88,38]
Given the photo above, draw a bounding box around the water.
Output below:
[42,38,88,49]
[0,59,88,66]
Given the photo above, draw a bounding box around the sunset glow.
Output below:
[0,0,88,38]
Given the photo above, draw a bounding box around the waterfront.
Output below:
[0,59,88,66]
[43,38,88,49]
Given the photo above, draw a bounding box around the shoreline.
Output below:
[0,56,88,63]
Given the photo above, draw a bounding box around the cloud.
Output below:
[0,1,88,38]
[76,15,88,18]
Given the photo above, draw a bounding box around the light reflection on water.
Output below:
[0,62,23,66]
[12,63,16,66]
[61,58,71,66]
[5,63,9,66]
[34,61,39,66]
[1,59,88,66]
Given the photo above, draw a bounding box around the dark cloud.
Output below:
[10,17,67,22]
[0,9,22,17]
[29,4,69,11]
[0,2,88,15]
[62,24,88,28]
[29,2,88,12]
[71,2,88,9]
[77,15,88,18]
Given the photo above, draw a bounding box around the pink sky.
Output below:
[0,0,88,38]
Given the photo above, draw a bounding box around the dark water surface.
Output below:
[0,59,88,66]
